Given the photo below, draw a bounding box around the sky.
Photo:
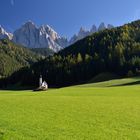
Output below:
[0,0,140,38]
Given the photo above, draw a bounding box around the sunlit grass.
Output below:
[0,78,140,139]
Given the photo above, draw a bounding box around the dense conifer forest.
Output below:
[0,39,41,78]
[2,20,140,88]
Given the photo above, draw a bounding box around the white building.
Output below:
[39,75,48,90]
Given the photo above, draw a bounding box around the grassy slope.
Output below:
[0,78,140,139]
[78,77,140,87]
[88,72,120,83]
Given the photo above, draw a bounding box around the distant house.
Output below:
[34,75,48,91]
[39,75,48,90]
[40,81,48,89]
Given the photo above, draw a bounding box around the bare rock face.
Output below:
[98,22,106,31]
[69,23,114,45]
[13,21,68,52]
[13,22,38,48]
[107,24,114,29]
[69,27,90,45]
[0,21,114,51]
[90,25,97,34]
[0,25,13,40]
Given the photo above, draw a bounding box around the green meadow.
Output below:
[0,78,140,139]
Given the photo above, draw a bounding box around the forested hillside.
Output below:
[30,48,54,56]
[0,39,41,78]
[3,20,140,87]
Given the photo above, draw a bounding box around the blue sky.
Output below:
[0,0,140,38]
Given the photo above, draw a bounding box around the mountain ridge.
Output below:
[0,21,114,52]
[4,19,140,87]
[0,26,13,40]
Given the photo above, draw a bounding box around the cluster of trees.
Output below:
[0,39,41,78]
[30,48,54,57]
[2,20,140,88]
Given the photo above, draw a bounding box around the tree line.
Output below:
[1,20,140,88]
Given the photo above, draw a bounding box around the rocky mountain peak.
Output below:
[90,25,97,33]
[98,22,106,31]
[12,21,67,52]
[0,21,114,52]
[107,24,114,29]
[0,25,13,40]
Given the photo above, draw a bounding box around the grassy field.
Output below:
[0,78,140,139]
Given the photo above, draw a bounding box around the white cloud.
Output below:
[11,0,14,6]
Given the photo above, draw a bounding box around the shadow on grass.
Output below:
[0,130,5,140]
[1,86,35,91]
[109,80,140,87]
